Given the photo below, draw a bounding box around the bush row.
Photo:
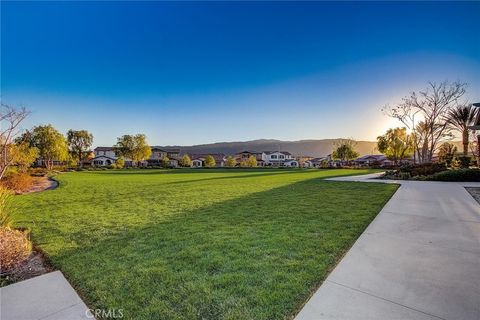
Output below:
[429,169,480,182]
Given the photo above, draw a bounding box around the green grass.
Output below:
[13,169,397,320]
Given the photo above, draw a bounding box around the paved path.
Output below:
[0,271,90,320]
[295,173,480,320]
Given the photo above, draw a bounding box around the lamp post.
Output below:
[469,102,480,166]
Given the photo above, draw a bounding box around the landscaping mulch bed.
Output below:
[16,176,58,195]
[465,187,480,205]
[0,246,54,287]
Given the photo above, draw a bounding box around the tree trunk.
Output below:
[463,130,469,156]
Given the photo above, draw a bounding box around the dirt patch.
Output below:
[466,187,480,205]
[16,176,58,195]
[0,246,54,287]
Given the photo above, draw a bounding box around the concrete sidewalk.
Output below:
[295,174,480,320]
[0,271,90,320]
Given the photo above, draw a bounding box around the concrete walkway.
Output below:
[0,271,90,320]
[295,173,480,320]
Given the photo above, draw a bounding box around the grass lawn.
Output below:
[13,169,397,320]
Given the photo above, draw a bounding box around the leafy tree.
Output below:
[162,156,170,168]
[115,134,152,166]
[28,125,69,170]
[332,139,359,162]
[204,155,216,167]
[67,155,77,167]
[383,81,467,163]
[377,127,414,166]
[0,104,30,179]
[180,154,192,167]
[8,142,39,173]
[67,130,93,167]
[115,157,125,169]
[438,142,457,167]
[245,155,257,167]
[225,156,237,167]
[446,104,477,156]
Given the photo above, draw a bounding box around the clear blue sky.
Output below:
[2,1,479,146]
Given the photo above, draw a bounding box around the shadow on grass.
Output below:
[83,168,308,176]
[48,177,398,320]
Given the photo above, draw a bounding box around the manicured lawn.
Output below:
[13,169,397,320]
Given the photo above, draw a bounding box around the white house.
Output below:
[263,151,298,167]
[192,159,203,167]
[92,147,117,166]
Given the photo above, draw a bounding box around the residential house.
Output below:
[296,156,314,167]
[190,154,226,167]
[92,147,118,166]
[93,146,180,167]
[304,157,327,168]
[354,155,394,167]
[235,151,266,166]
[234,150,300,167]
[304,154,338,168]
[148,147,181,167]
[263,151,299,167]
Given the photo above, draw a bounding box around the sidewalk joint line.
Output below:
[325,280,447,320]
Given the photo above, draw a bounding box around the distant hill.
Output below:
[163,139,381,157]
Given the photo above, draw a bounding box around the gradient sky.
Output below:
[2,1,479,147]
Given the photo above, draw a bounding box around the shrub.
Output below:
[1,173,34,192]
[398,163,447,176]
[0,228,32,273]
[457,156,471,169]
[429,169,480,182]
[115,157,125,169]
[180,155,192,167]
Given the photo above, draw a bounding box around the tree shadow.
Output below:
[84,168,305,176]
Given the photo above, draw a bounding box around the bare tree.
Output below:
[383,81,466,163]
[0,104,30,179]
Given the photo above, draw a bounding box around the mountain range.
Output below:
[164,139,381,158]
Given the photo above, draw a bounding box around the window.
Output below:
[279,155,285,159]
[271,155,277,159]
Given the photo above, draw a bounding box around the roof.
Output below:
[355,155,387,161]
[94,147,114,151]
[309,157,328,162]
[264,151,292,155]
[150,146,180,153]
[236,150,262,155]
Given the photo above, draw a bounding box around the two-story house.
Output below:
[263,151,298,167]
[92,147,118,166]
[234,151,266,166]
[148,147,181,167]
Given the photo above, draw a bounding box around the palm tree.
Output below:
[446,104,478,156]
